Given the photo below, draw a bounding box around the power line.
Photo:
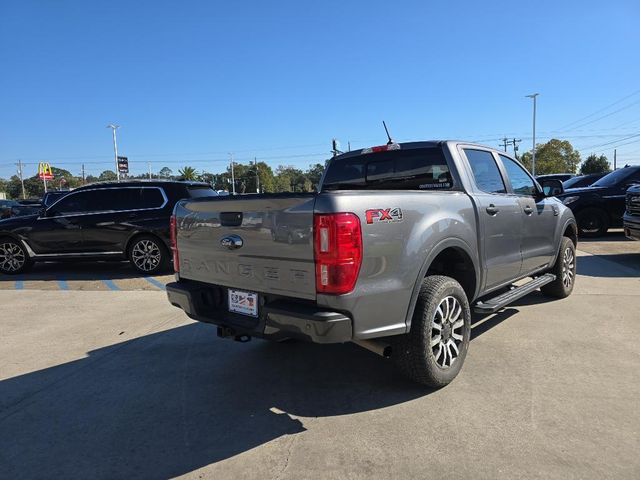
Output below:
[554,89,640,131]
[557,98,640,132]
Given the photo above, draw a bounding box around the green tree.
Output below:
[275,165,308,191]
[273,173,292,192]
[520,139,581,175]
[158,167,173,178]
[178,166,198,181]
[579,154,611,175]
[305,163,325,189]
[99,170,118,181]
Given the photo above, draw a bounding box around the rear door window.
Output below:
[464,149,506,194]
[322,147,453,190]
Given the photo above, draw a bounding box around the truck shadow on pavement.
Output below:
[0,322,429,479]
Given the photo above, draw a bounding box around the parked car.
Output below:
[536,173,575,183]
[624,184,640,241]
[563,173,607,189]
[557,166,640,237]
[0,181,217,275]
[0,199,19,219]
[165,140,577,387]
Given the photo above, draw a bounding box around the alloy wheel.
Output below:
[430,296,465,368]
[0,242,26,273]
[131,240,161,272]
[561,247,575,289]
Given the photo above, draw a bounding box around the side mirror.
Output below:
[539,178,564,197]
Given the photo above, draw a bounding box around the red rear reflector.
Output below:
[170,214,179,272]
[314,213,362,295]
[361,143,401,154]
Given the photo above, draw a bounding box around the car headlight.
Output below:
[562,196,579,205]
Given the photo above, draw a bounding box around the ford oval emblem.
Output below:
[220,234,243,249]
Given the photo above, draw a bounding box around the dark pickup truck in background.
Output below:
[557,165,640,237]
[166,140,577,387]
[624,184,640,241]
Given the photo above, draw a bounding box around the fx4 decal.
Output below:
[365,207,403,224]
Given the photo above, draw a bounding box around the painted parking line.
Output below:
[143,276,166,290]
[57,279,69,290]
[15,280,24,290]
[102,279,121,291]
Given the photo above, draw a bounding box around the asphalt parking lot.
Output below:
[1,231,639,479]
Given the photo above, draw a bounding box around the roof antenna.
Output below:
[382,121,394,145]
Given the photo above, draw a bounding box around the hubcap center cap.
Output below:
[442,324,452,341]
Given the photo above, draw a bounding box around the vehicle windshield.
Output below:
[563,176,589,189]
[187,186,218,198]
[322,147,453,191]
[591,167,640,188]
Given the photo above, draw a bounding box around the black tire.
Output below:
[128,235,169,274]
[0,237,33,275]
[576,207,608,237]
[541,237,576,299]
[392,275,471,387]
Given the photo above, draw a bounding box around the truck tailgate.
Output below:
[175,194,316,300]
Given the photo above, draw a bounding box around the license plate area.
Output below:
[228,289,259,317]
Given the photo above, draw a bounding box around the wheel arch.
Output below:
[404,238,480,332]
[124,231,170,257]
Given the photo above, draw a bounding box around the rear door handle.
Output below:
[486,204,499,215]
[523,206,533,215]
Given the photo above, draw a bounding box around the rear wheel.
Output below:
[0,238,32,275]
[393,275,471,387]
[576,207,608,237]
[128,235,169,274]
[541,237,576,299]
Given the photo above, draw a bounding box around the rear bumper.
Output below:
[166,281,353,343]
[623,214,640,240]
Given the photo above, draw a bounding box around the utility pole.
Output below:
[16,159,26,199]
[254,157,260,193]
[147,162,152,180]
[106,124,120,182]
[614,149,617,170]
[525,93,539,176]
[331,139,342,157]
[500,137,509,152]
[81,164,86,185]
[229,153,236,195]
[511,138,522,159]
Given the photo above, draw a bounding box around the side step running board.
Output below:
[473,273,556,314]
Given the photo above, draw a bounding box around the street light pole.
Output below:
[230,154,236,195]
[525,93,539,176]
[107,124,120,182]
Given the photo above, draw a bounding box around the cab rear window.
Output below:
[187,186,218,198]
[322,147,453,191]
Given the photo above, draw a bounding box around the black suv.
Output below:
[0,181,217,275]
[557,166,640,237]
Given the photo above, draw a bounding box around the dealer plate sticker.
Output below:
[228,289,258,317]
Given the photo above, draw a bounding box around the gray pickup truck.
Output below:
[166,141,577,387]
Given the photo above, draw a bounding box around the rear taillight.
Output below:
[170,214,179,272]
[314,213,362,295]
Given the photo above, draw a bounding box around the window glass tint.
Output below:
[50,191,90,215]
[139,188,165,208]
[188,186,218,198]
[464,149,506,194]
[500,156,536,196]
[322,147,453,190]
[592,167,640,188]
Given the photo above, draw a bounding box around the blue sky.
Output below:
[1,0,639,179]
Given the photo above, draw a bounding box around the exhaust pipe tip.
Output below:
[353,339,392,358]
